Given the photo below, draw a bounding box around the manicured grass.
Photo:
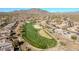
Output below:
[22,22,57,49]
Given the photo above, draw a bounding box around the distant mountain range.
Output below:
[14,8,50,14]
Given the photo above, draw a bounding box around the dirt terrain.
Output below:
[0,8,79,51]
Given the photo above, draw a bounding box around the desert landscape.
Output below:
[0,8,79,51]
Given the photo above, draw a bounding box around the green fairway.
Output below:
[22,22,57,49]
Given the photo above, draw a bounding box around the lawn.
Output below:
[22,22,57,49]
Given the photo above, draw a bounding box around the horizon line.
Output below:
[0,8,79,13]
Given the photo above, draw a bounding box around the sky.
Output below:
[0,8,79,12]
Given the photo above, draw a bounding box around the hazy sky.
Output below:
[0,8,79,12]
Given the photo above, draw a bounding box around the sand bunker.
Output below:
[33,24,42,29]
[38,29,52,39]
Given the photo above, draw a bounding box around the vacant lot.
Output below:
[22,22,57,49]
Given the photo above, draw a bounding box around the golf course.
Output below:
[22,22,57,49]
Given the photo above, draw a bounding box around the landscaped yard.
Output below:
[22,22,57,49]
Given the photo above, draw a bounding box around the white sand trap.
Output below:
[38,30,52,39]
[33,24,42,29]
[26,21,30,23]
